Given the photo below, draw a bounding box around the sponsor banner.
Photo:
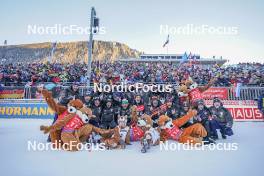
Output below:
[0,99,263,121]
[0,87,24,99]
[205,100,263,121]
[0,99,54,119]
[202,87,228,99]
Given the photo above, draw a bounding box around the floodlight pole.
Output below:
[87,7,96,88]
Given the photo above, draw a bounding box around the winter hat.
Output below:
[213,97,221,103]
[93,96,100,101]
[106,98,112,103]
[85,91,93,97]
[197,100,205,105]
[121,99,129,105]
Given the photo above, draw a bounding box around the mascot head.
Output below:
[178,84,188,97]
[137,114,153,130]
[157,115,174,130]
[185,78,198,90]
[67,99,83,113]
[67,99,93,123]
[77,106,93,123]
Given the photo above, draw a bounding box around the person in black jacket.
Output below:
[209,97,234,140]
[164,98,178,120]
[100,99,118,129]
[194,100,213,141]
[83,91,93,108]
[89,96,102,127]
[65,83,82,100]
[179,101,194,128]
[146,96,164,127]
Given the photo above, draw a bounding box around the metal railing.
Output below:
[1,85,263,101]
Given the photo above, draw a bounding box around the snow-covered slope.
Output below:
[0,119,263,176]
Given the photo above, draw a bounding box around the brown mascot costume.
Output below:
[138,114,160,153]
[158,109,207,145]
[184,77,217,105]
[40,89,110,151]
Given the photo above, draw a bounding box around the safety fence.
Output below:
[0,85,263,100]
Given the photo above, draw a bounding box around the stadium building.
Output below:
[119,54,227,66]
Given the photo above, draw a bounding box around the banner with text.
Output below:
[205,100,263,121]
[202,87,228,99]
[0,99,54,119]
[0,99,263,121]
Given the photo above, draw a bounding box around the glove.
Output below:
[226,123,232,128]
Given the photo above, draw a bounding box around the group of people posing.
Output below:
[40,82,234,152]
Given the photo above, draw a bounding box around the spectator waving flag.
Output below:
[162,35,169,47]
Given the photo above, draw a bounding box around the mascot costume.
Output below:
[178,77,217,105]
[40,89,110,151]
[158,109,207,145]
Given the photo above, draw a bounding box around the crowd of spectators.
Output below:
[0,61,263,87]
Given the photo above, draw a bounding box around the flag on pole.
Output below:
[162,35,169,47]
[188,52,192,60]
[189,53,196,66]
[233,82,242,97]
[180,52,188,63]
[51,42,57,54]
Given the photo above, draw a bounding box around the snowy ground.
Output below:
[0,119,263,176]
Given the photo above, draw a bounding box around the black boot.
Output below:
[203,137,216,145]
[222,134,227,139]
[47,135,51,142]
[141,139,148,153]
[211,134,218,140]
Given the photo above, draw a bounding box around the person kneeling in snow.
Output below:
[209,98,234,140]
[194,100,215,143]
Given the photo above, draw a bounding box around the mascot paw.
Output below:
[42,89,52,98]
[40,125,51,134]
[188,109,198,116]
